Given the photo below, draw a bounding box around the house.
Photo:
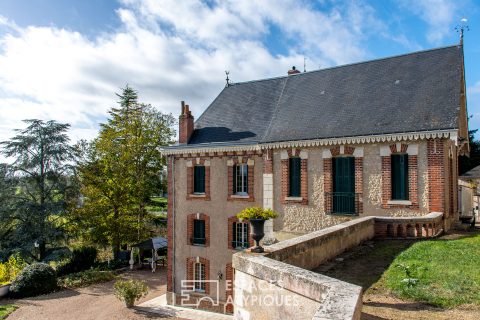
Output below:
[162,44,469,313]
[459,165,480,224]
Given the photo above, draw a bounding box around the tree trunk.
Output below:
[112,206,121,260]
[39,241,46,261]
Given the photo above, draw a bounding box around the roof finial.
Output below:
[303,57,307,72]
[225,70,230,87]
[455,17,469,45]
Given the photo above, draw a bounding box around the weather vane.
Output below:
[455,18,469,43]
[225,70,230,87]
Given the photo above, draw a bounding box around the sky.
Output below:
[0,0,479,151]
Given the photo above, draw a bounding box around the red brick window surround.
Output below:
[227,157,255,202]
[323,146,363,215]
[381,143,419,209]
[186,158,211,201]
[186,257,210,294]
[225,263,234,314]
[228,216,254,250]
[281,149,308,205]
[187,213,210,247]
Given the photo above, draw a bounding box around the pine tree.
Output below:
[0,120,74,259]
[77,86,175,258]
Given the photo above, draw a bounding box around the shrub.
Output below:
[237,207,278,220]
[9,263,57,298]
[58,269,116,288]
[56,246,98,276]
[0,254,27,286]
[114,279,148,308]
[95,259,128,271]
[42,247,72,263]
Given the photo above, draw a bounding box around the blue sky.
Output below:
[0,0,479,145]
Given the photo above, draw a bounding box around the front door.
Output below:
[333,157,355,214]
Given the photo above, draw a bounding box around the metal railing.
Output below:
[325,192,360,215]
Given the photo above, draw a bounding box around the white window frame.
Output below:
[234,164,248,195]
[194,262,205,292]
[234,222,249,249]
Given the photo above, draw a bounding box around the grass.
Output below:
[146,196,167,212]
[0,305,17,319]
[58,269,116,288]
[377,233,480,308]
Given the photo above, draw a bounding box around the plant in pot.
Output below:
[237,207,278,253]
[114,279,149,308]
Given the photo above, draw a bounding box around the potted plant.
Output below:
[237,207,278,253]
[114,279,149,308]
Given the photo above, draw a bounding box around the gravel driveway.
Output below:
[2,267,182,320]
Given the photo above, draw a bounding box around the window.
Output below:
[192,219,205,245]
[233,164,248,195]
[232,222,249,249]
[193,166,205,194]
[289,157,301,197]
[194,262,205,292]
[391,154,409,200]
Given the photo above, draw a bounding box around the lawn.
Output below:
[146,197,167,213]
[0,305,17,319]
[378,233,480,308]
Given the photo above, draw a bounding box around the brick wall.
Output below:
[227,157,255,202]
[186,158,211,201]
[186,257,211,295]
[280,149,308,205]
[427,139,445,213]
[186,213,210,247]
[381,143,419,209]
[225,263,234,314]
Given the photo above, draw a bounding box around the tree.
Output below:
[0,120,74,259]
[459,129,480,175]
[76,86,175,258]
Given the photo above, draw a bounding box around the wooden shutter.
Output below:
[232,222,237,248]
[289,158,301,197]
[391,154,409,200]
[194,166,205,193]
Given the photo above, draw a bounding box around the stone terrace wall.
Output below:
[233,213,444,320]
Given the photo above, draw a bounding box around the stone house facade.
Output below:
[162,45,469,312]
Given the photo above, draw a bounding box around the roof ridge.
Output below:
[231,44,460,86]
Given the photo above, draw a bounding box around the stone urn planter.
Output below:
[249,218,266,253]
[0,283,10,298]
[236,207,278,254]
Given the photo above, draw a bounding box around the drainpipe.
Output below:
[171,157,176,300]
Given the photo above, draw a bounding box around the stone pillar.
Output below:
[263,149,275,243]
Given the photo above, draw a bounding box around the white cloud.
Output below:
[400,0,461,44]
[0,0,388,160]
[471,81,480,94]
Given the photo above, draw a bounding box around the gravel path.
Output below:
[2,267,182,320]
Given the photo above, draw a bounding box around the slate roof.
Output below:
[188,45,464,146]
[460,165,480,180]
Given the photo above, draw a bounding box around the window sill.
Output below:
[189,193,206,198]
[231,194,250,198]
[285,196,303,201]
[388,200,412,205]
[191,243,206,247]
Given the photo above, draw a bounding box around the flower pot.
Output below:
[249,218,266,253]
[0,284,11,298]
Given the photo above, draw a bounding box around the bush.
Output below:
[236,207,278,220]
[95,259,128,271]
[56,246,98,276]
[114,280,148,308]
[9,263,57,298]
[42,247,71,263]
[0,254,27,285]
[58,269,116,288]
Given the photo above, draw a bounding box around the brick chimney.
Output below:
[287,66,301,75]
[179,101,194,144]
